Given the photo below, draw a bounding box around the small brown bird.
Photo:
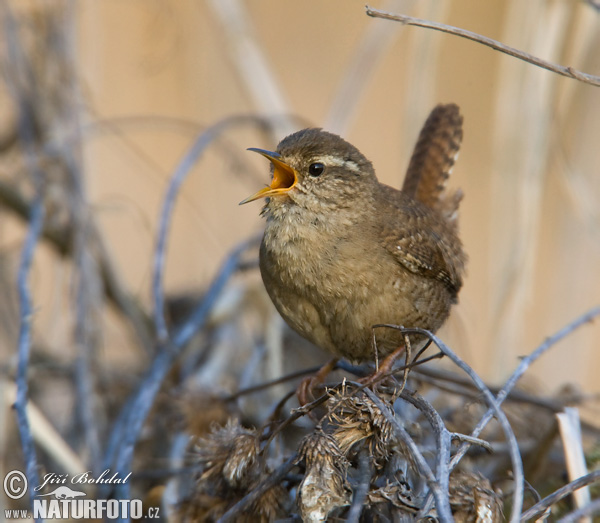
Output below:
[241,104,466,364]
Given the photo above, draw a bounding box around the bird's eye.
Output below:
[308,162,325,177]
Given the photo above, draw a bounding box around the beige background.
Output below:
[3,1,600,405]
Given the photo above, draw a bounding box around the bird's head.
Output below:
[240,128,377,213]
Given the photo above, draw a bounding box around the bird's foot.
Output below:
[358,344,406,388]
[297,358,339,406]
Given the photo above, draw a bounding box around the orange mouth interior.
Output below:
[240,148,298,204]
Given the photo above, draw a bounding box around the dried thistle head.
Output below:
[367,478,418,516]
[328,388,394,463]
[247,481,288,522]
[183,420,288,521]
[193,419,260,489]
[449,470,503,523]
[297,431,350,522]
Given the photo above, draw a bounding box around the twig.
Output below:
[394,388,452,519]
[520,470,600,521]
[13,189,44,517]
[365,7,600,87]
[2,2,47,518]
[450,433,492,453]
[345,449,373,523]
[224,364,326,401]
[152,114,273,343]
[364,388,454,522]
[556,498,600,523]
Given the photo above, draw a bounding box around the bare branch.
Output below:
[365,7,600,87]
[152,114,274,343]
[521,470,600,521]
[345,450,373,523]
[13,189,44,518]
[556,498,600,523]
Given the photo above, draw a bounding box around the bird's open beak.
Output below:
[239,148,298,204]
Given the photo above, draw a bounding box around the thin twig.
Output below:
[520,470,600,521]
[2,2,47,518]
[345,449,373,523]
[556,498,600,523]
[395,388,452,498]
[13,190,44,517]
[152,114,273,343]
[365,7,600,87]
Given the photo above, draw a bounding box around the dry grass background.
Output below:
[1,0,600,521]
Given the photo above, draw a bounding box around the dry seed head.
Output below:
[193,419,260,489]
[367,480,418,515]
[246,481,288,522]
[329,389,394,461]
[297,432,350,522]
[449,470,503,523]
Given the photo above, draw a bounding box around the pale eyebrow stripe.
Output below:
[316,154,360,172]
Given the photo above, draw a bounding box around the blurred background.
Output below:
[0,0,599,511]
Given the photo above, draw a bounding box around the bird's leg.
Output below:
[297,358,339,406]
[359,344,406,388]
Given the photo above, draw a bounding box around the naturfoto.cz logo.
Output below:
[3,469,159,520]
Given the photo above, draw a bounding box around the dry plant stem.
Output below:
[395,388,452,475]
[365,7,600,87]
[217,454,297,523]
[557,498,600,523]
[556,408,591,517]
[152,114,273,342]
[107,236,259,517]
[346,450,374,523]
[13,191,44,519]
[450,433,492,453]
[2,3,46,517]
[520,470,600,521]
[227,351,444,402]
[364,388,453,522]
[394,327,524,522]
[225,364,326,401]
